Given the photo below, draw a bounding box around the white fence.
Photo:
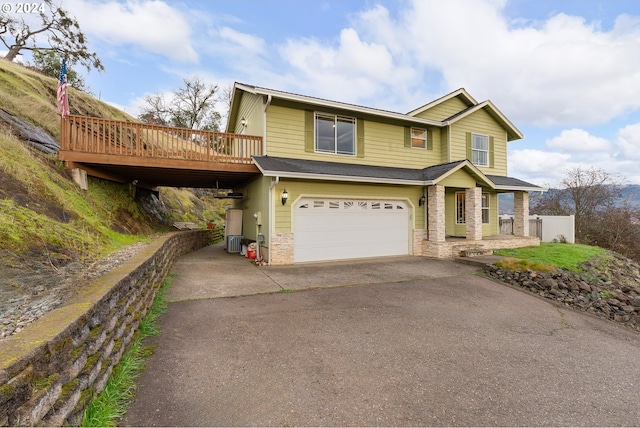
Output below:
[499,215,575,243]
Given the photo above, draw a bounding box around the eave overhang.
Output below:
[234,83,442,128]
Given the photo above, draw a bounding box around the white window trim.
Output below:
[315,112,357,156]
[411,127,427,149]
[472,133,489,167]
[482,192,490,224]
[456,191,490,225]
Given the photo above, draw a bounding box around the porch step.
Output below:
[452,245,493,257]
[462,248,493,257]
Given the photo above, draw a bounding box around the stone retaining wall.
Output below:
[0,230,211,426]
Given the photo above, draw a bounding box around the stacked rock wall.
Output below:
[0,230,210,426]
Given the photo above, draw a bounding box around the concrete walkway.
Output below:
[122,244,640,427]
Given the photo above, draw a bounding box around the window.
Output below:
[456,192,465,224]
[482,193,490,224]
[315,113,356,155]
[456,192,490,224]
[411,127,427,148]
[472,134,489,166]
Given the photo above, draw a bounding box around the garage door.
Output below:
[294,198,410,263]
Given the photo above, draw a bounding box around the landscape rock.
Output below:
[0,109,60,154]
[485,252,640,332]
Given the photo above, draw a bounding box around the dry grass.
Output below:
[0,58,133,139]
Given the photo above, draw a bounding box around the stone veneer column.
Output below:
[269,232,294,265]
[465,187,483,241]
[428,185,445,242]
[514,191,530,237]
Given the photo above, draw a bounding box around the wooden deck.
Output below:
[58,115,263,188]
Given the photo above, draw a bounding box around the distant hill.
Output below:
[620,185,640,206]
[499,184,640,215]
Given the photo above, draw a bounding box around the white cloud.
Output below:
[278,28,416,106]
[511,123,640,185]
[218,27,266,56]
[275,0,640,127]
[508,149,573,184]
[546,129,611,152]
[614,122,640,161]
[67,0,198,63]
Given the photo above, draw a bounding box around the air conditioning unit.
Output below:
[227,235,242,253]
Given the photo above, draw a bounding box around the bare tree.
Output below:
[562,167,623,240]
[532,166,624,243]
[1,0,103,72]
[587,204,640,262]
[219,83,234,129]
[171,77,219,130]
[139,93,171,126]
[139,76,221,131]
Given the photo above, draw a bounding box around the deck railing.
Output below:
[60,115,262,163]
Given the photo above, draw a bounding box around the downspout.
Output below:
[268,176,280,265]
[264,95,275,264]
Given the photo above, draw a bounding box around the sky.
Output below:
[9,0,640,186]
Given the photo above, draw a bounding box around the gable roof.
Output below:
[253,156,545,191]
[230,83,523,143]
[406,88,477,117]
[443,100,524,141]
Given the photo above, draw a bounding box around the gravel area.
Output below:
[0,242,151,339]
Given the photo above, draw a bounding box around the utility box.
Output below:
[227,235,242,253]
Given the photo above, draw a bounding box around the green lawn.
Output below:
[494,242,607,272]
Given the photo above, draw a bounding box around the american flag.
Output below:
[57,59,69,118]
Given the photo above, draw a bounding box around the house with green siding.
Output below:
[226,83,544,264]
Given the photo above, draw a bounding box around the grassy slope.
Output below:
[0,59,225,264]
[494,242,608,272]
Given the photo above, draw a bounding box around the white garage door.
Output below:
[294,198,410,263]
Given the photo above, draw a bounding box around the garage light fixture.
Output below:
[419,195,425,206]
[281,188,288,205]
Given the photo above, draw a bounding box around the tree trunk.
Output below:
[4,48,21,62]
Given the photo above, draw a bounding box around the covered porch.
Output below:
[421,184,539,258]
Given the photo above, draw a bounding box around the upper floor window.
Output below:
[411,127,427,148]
[472,134,489,166]
[316,113,356,156]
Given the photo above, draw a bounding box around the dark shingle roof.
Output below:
[253,156,544,190]
[421,160,466,180]
[253,156,426,182]
[486,175,544,190]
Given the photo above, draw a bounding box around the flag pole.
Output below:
[57,58,69,119]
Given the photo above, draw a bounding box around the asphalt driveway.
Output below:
[122,244,640,427]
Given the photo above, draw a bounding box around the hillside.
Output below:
[0,59,226,337]
[499,185,640,214]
